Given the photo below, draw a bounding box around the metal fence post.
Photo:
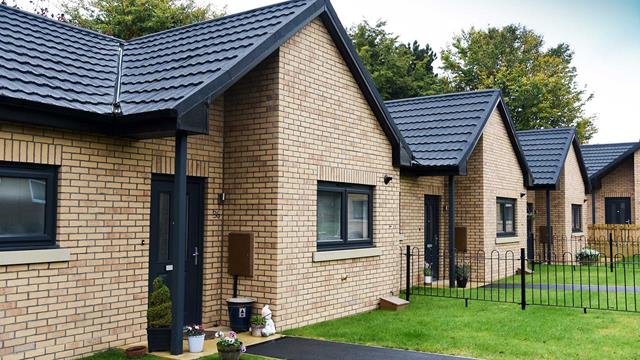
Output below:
[520,248,526,310]
[609,233,614,273]
[405,245,411,301]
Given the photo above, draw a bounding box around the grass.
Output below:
[521,259,640,286]
[81,349,273,360]
[285,296,640,360]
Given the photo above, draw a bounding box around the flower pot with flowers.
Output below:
[250,315,266,337]
[424,262,433,285]
[215,331,246,360]
[184,324,206,353]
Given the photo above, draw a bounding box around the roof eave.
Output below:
[588,142,640,189]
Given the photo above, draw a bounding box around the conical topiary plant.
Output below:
[147,277,172,328]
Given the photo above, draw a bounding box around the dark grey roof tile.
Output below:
[581,142,640,178]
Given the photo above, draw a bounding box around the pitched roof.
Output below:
[0,0,412,164]
[581,141,640,186]
[385,90,531,182]
[517,128,590,190]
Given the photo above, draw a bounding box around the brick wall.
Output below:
[274,19,400,329]
[480,109,527,280]
[586,155,636,226]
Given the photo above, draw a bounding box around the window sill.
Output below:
[0,248,70,266]
[313,247,382,262]
[495,236,519,244]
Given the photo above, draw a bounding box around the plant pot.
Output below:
[188,334,205,353]
[125,345,147,358]
[251,325,265,337]
[217,349,241,360]
[147,327,171,352]
[424,276,432,285]
[456,278,468,288]
[579,258,599,266]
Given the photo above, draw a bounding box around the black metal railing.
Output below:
[400,236,640,313]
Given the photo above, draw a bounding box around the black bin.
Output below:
[227,297,255,332]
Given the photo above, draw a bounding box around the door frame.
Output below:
[424,195,440,280]
[149,174,205,324]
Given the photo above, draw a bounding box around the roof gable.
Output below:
[0,0,412,165]
[517,128,590,191]
[581,141,640,187]
[386,89,532,183]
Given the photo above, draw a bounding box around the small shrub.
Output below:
[424,262,433,277]
[250,315,266,326]
[576,248,600,264]
[147,277,172,328]
[455,264,470,280]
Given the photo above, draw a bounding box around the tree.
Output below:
[61,0,225,40]
[348,20,444,100]
[441,24,596,142]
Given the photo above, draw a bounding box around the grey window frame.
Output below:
[317,181,373,251]
[0,162,58,250]
[571,204,583,233]
[496,197,516,237]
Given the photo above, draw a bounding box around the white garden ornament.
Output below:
[260,305,276,336]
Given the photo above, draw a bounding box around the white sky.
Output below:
[12,0,640,144]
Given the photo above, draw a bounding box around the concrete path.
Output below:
[484,283,640,292]
[247,336,474,360]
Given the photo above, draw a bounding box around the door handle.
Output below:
[192,246,199,265]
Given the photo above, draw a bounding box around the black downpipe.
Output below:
[170,132,188,355]
[448,175,456,288]
[591,191,596,225]
[546,189,552,264]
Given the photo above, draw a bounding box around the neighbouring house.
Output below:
[582,142,640,228]
[0,0,414,358]
[388,90,533,284]
[517,128,591,260]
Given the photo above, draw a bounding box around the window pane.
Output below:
[496,203,503,232]
[0,177,46,235]
[158,192,171,261]
[348,193,369,240]
[318,191,341,242]
[504,203,514,232]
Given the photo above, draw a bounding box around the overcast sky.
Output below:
[12,0,640,144]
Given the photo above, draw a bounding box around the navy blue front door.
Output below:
[149,175,204,325]
[605,197,631,224]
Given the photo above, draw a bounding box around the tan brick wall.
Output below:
[481,109,527,280]
[586,154,636,227]
[0,102,224,359]
[274,19,400,329]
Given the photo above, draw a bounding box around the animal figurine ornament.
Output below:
[260,305,276,336]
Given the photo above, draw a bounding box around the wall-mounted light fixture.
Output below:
[384,175,393,185]
[584,198,588,203]
[520,193,526,198]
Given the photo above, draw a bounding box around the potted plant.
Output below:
[576,248,600,266]
[423,263,433,285]
[250,315,266,337]
[184,324,206,353]
[455,264,470,288]
[214,331,246,360]
[147,277,172,352]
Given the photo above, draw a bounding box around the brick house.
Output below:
[0,0,415,357]
[388,90,533,283]
[517,128,591,260]
[582,142,640,226]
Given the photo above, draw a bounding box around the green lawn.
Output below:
[81,349,272,360]
[285,296,640,360]
[521,259,640,286]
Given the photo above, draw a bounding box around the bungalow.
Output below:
[389,90,533,284]
[582,141,640,226]
[0,0,413,357]
[517,128,591,260]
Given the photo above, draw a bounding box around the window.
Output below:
[317,182,372,250]
[496,197,516,237]
[572,204,583,232]
[0,163,57,250]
